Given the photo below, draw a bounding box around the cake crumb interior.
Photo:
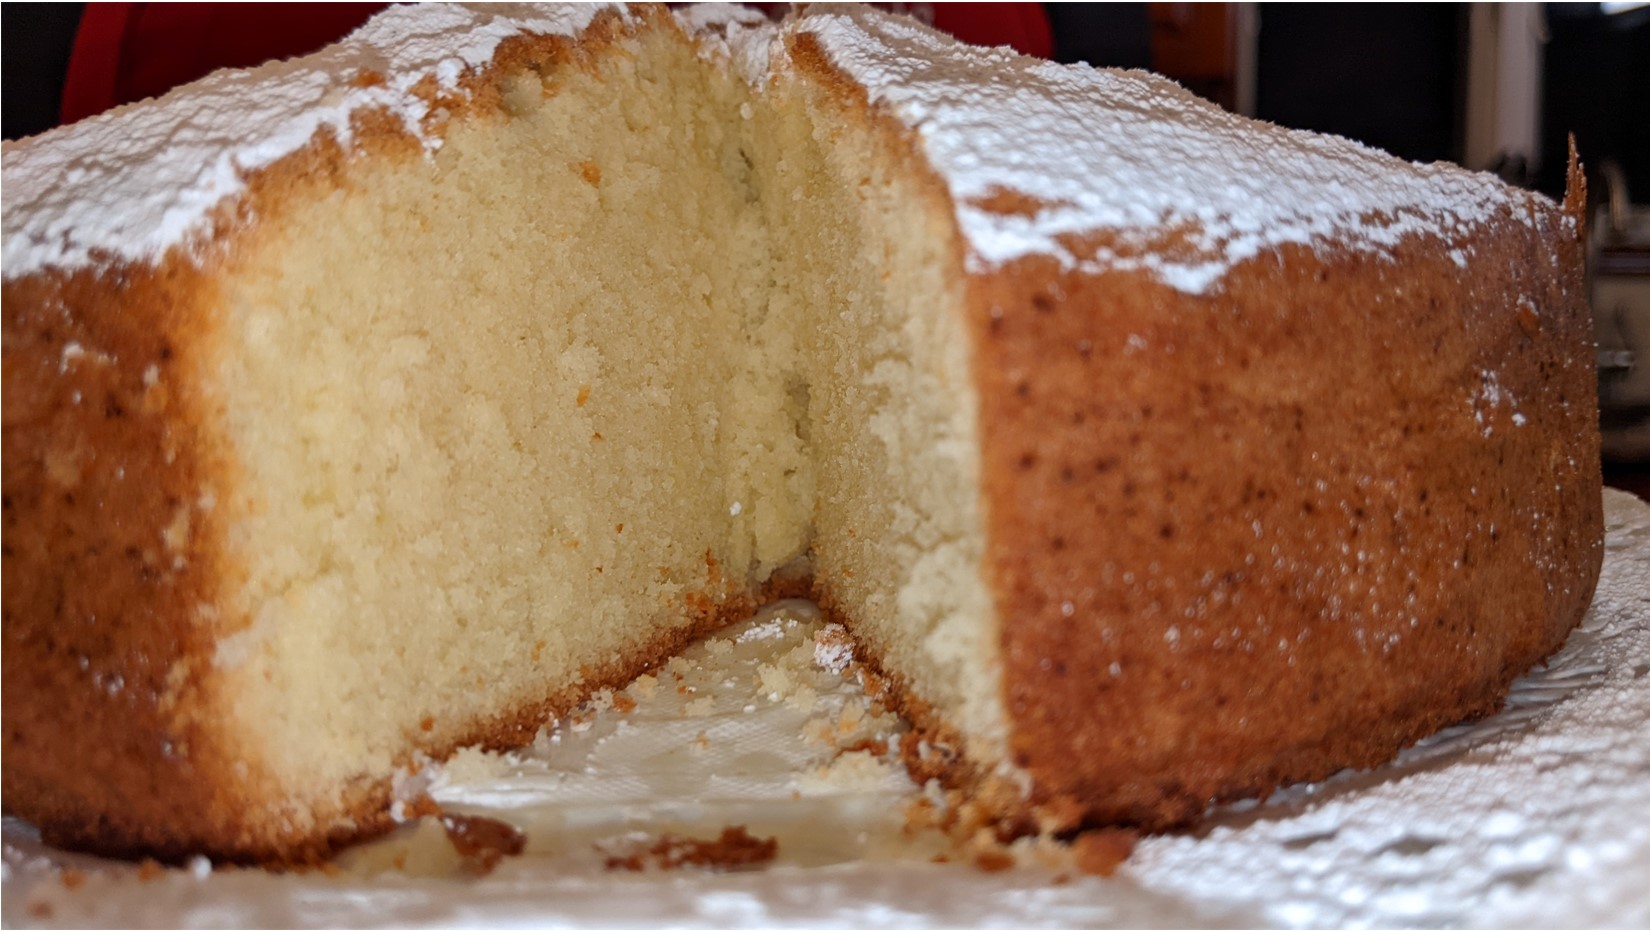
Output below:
[203,22,1005,827]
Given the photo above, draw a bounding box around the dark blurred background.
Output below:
[10,3,1645,200]
[4,2,1649,490]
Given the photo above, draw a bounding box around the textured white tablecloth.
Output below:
[6,489,1648,928]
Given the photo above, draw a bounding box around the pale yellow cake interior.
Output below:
[196,20,1007,831]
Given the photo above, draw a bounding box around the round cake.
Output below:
[0,3,1603,862]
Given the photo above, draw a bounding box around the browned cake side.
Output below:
[2,255,256,860]
[971,159,1602,831]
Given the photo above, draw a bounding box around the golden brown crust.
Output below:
[2,254,250,861]
[971,203,1601,829]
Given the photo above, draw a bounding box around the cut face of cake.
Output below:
[0,4,1602,862]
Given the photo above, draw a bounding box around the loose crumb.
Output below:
[802,717,835,746]
[585,688,616,713]
[59,867,86,890]
[443,745,510,785]
[836,700,865,736]
[840,736,889,757]
[402,793,442,820]
[1072,827,1139,877]
[974,850,1016,872]
[903,795,942,835]
[813,623,854,673]
[755,661,794,700]
[441,813,527,875]
[785,683,818,713]
[797,748,898,793]
[601,826,778,872]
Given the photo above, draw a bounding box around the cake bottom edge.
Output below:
[15,573,818,867]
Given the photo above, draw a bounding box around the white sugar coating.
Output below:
[736,617,791,643]
[676,0,775,82]
[673,2,769,33]
[4,2,1561,295]
[1,3,618,279]
[681,4,779,88]
[799,6,1552,291]
[812,624,855,674]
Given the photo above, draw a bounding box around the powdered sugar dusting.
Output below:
[812,623,854,674]
[6,2,1553,295]
[677,2,776,87]
[1,3,619,279]
[799,8,1551,293]
[734,617,790,643]
[1472,369,1526,437]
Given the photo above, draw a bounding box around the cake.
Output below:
[1,3,1603,863]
